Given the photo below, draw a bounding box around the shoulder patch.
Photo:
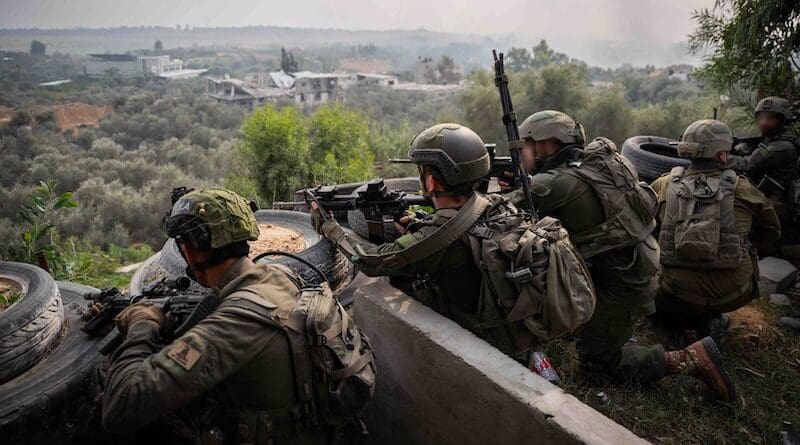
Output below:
[167,340,202,371]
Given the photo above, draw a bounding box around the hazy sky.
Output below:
[1,0,714,43]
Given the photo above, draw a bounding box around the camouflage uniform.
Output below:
[652,164,780,321]
[513,146,665,382]
[102,258,333,444]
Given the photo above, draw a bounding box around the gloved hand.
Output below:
[114,301,166,334]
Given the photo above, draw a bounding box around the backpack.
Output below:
[282,282,376,427]
[562,137,658,259]
[659,167,746,269]
[464,195,596,344]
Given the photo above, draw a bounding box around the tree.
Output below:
[520,63,590,118]
[577,87,634,145]
[30,40,46,56]
[689,0,800,100]
[531,40,570,68]
[239,106,309,205]
[154,40,163,53]
[436,56,461,84]
[506,47,533,72]
[308,104,374,185]
[280,47,299,73]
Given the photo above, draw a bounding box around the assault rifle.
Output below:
[275,178,431,244]
[731,136,762,155]
[389,143,517,193]
[492,50,537,218]
[82,277,218,355]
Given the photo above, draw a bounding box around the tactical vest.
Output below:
[561,137,658,259]
[227,277,375,444]
[659,167,746,269]
[350,194,596,361]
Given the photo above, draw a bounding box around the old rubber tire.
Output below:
[129,210,353,296]
[0,261,64,384]
[0,281,105,444]
[621,136,689,182]
[346,177,422,242]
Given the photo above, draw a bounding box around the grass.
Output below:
[543,293,800,444]
[0,289,23,311]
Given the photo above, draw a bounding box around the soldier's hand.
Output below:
[114,301,166,334]
[498,171,515,191]
[394,215,414,234]
[309,201,333,234]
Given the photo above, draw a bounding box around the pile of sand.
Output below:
[249,223,305,257]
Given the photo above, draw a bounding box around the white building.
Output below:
[85,54,202,78]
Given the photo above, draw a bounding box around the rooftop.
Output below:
[87,54,137,62]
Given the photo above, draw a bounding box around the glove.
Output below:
[114,301,166,334]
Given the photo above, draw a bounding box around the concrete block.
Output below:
[350,274,645,445]
[759,256,797,293]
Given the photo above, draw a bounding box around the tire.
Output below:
[0,261,64,384]
[621,136,690,182]
[129,210,354,296]
[346,177,422,242]
[0,281,105,444]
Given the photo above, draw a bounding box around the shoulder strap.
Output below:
[720,169,739,192]
[355,193,493,269]
[669,166,686,181]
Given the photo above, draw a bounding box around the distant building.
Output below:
[355,73,397,87]
[39,79,72,87]
[414,57,436,84]
[205,76,289,110]
[268,70,296,89]
[84,54,203,79]
[292,72,346,106]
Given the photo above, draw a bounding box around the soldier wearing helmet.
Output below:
[512,111,738,401]
[651,119,779,344]
[312,123,532,360]
[102,188,352,444]
[728,96,799,242]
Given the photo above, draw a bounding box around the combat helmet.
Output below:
[519,110,586,145]
[755,96,793,122]
[408,123,490,187]
[165,188,259,251]
[676,119,733,160]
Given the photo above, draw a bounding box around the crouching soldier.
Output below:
[312,123,597,373]
[510,110,738,402]
[652,120,780,343]
[102,188,375,444]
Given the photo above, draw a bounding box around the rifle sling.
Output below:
[354,193,491,270]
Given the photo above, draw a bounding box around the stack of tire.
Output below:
[0,262,105,444]
[620,135,689,182]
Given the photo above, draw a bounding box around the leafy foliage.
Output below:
[29,40,45,56]
[689,0,800,100]
[308,105,374,185]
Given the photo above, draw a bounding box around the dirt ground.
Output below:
[51,102,112,136]
[249,223,306,257]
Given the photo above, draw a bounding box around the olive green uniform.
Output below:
[102,258,331,444]
[651,164,780,320]
[324,208,483,331]
[512,147,665,382]
[728,129,799,243]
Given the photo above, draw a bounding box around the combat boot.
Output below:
[665,336,737,403]
[696,313,731,347]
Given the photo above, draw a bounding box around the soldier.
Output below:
[510,110,737,401]
[312,123,545,367]
[651,119,780,343]
[728,96,799,242]
[102,188,367,444]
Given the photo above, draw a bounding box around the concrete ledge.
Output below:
[351,274,645,445]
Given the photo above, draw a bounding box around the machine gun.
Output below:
[275,178,431,244]
[492,49,537,218]
[82,277,218,355]
[389,143,516,193]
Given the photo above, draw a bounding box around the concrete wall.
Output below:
[350,274,646,445]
